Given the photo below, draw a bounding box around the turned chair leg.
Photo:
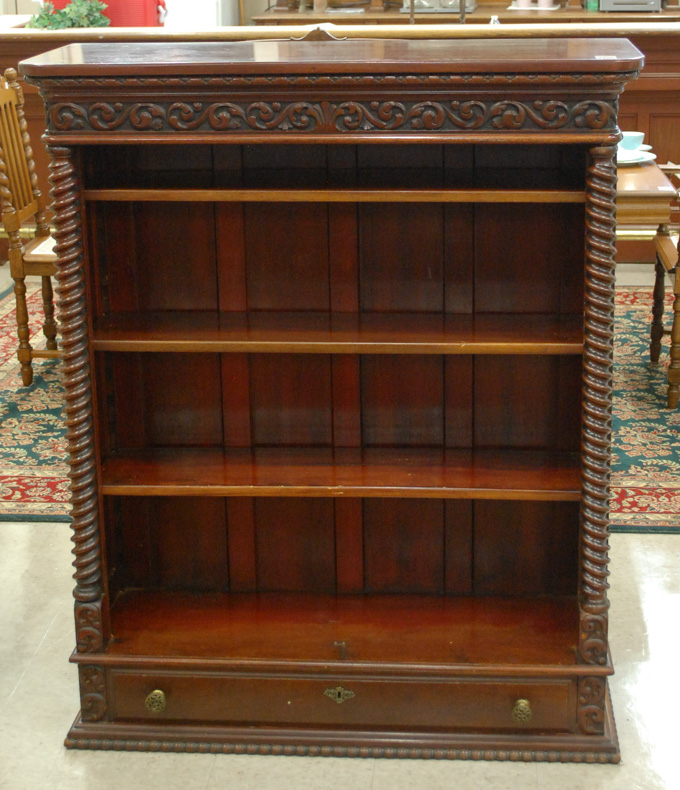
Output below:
[41,275,58,350]
[668,274,680,409]
[650,256,666,363]
[13,276,34,386]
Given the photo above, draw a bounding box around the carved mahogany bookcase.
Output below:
[21,38,642,761]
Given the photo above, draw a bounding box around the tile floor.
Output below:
[0,523,678,790]
[1,262,677,789]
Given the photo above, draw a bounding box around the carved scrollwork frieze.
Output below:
[46,97,617,136]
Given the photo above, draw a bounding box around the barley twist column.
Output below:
[48,145,104,653]
[577,141,619,735]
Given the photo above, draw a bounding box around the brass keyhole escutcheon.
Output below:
[512,698,532,724]
[145,689,166,713]
[324,686,355,704]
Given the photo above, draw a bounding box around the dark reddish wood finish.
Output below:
[21,38,641,762]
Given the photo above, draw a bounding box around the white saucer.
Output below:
[617,143,652,159]
[617,150,657,166]
[507,3,560,8]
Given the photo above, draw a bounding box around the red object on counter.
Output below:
[47,0,166,26]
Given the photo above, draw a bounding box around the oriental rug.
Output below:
[0,283,677,531]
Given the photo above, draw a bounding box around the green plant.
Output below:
[26,0,110,29]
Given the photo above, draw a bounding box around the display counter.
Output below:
[254,1,680,26]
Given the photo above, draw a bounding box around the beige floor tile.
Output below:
[207,753,375,790]
[0,523,74,706]
[371,757,538,790]
[49,750,217,790]
[0,522,55,578]
[0,727,63,790]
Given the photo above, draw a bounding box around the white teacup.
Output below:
[619,131,644,151]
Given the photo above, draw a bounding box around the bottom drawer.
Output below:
[109,671,577,733]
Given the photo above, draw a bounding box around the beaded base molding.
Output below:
[65,688,620,762]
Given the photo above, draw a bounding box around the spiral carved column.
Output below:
[578,142,618,735]
[48,145,104,654]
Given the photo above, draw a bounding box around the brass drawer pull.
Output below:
[324,686,355,704]
[145,689,166,713]
[512,698,532,724]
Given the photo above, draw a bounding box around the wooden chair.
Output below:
[651,164,680,408]
[0,67,57,387]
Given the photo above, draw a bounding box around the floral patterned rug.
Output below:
[610,289,679,532]
[0,282,69,520]
[0,283,678,530]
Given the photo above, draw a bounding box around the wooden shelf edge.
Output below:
[91,313,585,356]
[91,339,584,355]
[100,484,581,500]
[99,447,582,501]
[83,188,587,204]
[69,651,613,678]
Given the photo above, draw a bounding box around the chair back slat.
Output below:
[0,70,39,217]
[0,103,33,211]
[9,106,34,207]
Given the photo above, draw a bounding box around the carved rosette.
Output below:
[48,145,104,653]
[580,142,618,669]
[79,665,107,722]
[45,97,617,137]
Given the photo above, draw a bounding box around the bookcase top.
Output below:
[20,37,643,78]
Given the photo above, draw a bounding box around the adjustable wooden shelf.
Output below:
[21,36,643,762]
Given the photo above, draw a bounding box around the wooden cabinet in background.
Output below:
[21,36,642,762]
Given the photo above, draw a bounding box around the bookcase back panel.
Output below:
[474,204,585,315]
[99,353,224,450]
[358,203,444,313]
[92,200,582,320]
[474,356,582,451]
[473,144,586,174]
[92,202,220,313]
[82,143,586,191]
[104,496,576,600]
[98,353,580,452]
[473,501,580,596]
[244,203,331,311]
[363,499,446,594]
[249,354,334,447]
[107,497,229,595]
[361,355,445,447]
[253,498,337,593]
